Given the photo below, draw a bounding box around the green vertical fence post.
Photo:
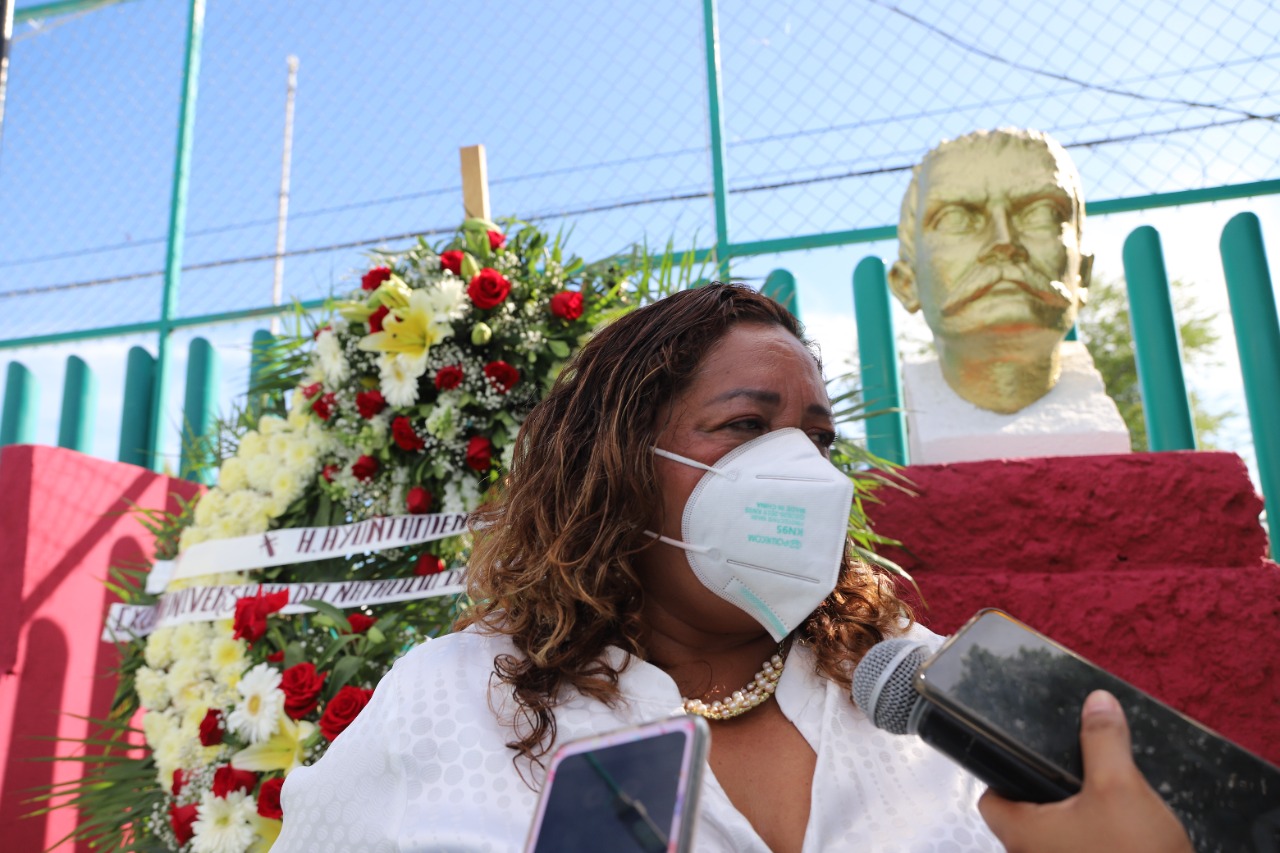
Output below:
[248,329,274,417]
[761,269,799,317]
[57,355,97,453]
[853,257,907,465]
[149,0,206,472]
[180,337,220,483]
[701,0,731,280]
[1121,226,1196,451]
[1220,212,1280,556]
[119,346,156,466]
[1,361,37,445]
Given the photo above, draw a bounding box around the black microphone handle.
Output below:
[913,701,1080,805]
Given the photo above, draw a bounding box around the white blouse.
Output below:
[276,625,1001,852]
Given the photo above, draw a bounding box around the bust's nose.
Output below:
[978,207,1030,265]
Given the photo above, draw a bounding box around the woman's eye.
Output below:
[728,419,765,433]
[811,430,837,450]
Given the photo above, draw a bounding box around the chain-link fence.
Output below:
[2,0,1279,464]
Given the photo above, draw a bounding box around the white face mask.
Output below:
[646,428,855,641]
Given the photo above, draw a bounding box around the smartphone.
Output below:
[916,609,1280,853]
[523,715,711,853]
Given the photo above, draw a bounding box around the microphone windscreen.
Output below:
[851,638,931,734]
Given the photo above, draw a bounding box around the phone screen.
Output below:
[919,610,1280,853]
[529,723,700,853]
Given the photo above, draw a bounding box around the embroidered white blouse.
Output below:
[276,625,1001,852]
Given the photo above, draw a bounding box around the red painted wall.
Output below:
[0,445,200,851]
[866,451,1279,766]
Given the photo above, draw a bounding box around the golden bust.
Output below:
[888,129,1094,414]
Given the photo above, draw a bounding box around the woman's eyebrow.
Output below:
[707,388,833,419]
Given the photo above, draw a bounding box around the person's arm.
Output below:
[977,689,1193,853]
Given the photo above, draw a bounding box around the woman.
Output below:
[276,284,1188,852]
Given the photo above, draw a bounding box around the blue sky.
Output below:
[2,0,1278,480]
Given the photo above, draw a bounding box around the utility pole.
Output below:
[271,54,299,333]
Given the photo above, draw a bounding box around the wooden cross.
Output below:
[459,144,491,220]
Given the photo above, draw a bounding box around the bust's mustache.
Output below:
[940,260,1074,317]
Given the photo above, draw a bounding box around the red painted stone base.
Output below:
[866,451,1279,766]
[0,445,200,852]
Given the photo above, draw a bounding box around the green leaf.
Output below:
[299,598,351,628]
[284,640,306,669]
[548,339,570,358]
[327,654,366,694]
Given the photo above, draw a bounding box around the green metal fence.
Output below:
[2,0,1279,499]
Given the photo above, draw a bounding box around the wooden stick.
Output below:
[460,144,491,221]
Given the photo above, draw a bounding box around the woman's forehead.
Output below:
[686,324,827,395]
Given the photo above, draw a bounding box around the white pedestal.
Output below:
[902,342,1131,464]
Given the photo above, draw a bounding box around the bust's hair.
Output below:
[895,128,1086,269]
[457,282,910,772]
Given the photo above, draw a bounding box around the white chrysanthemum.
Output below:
[258,414,286,436]
[377,352,427,407]
[144,627,175,669]
[267,432,292,460]
[428,276,466,319]
[136,665,171,711]
[227,490,271,530]
[193,488,227,528]
[227,663,285,744]
[210,635,247,685]
[238,430,266,459]
[315,329,351,386]
[191,790,257,853]
[246,453,276,493]
[172,622,214,664]
[180,526,209,551]
[218,456,248,492]
[211,513,248,542]
[425,401,459,441]
[141,708,177,750]
[284,437,318,474]
[269,467,304,507]
[165,657,207,707]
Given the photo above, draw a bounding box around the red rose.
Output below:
[171,768,187,797]
[355,389,387,419]
[321,463,340,483]
[549,290,584,321]
[267,649,285,663]
[465,436,493,471]
[281,661,328,719]
[406,485,432,514]
[351,455,379,482]
[257,776,285,820]
[434,364,464,391]
[483,360,520,394]
[415,554,446,576]
[439,250,463,276]
[319,685,375,741]
[391,416,426,452]
[361,266,393,291]
[487,230,506,251]
[170,802,198,846]
[345,613,377,634]
[300,382,322,399]
[312,323,332,339]
[198,708,224,746]
[233,587,290,646]
[368,304,391,333]
[467,268,511,310]
[311,392,336,421]
[212,764,259,798]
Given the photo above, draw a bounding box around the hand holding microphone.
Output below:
[978,689,1191,853]
[851,609,1280,852]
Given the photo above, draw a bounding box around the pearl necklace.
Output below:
[681,643,787,721]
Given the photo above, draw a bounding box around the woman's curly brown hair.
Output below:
[456,282,910,771]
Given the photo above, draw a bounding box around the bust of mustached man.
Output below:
[888,128,1095,414]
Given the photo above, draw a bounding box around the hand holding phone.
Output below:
[524,716,710,853]
[978,689,1193,853]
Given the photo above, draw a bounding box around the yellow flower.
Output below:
[250,815,283,852]
[372,274,413,309]
[231,714,316,774]
[358,290,454,362]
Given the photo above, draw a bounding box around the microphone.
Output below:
[851,618,1280,853]
[851,638,1077,804]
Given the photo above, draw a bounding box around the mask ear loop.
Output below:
[651,446,739,480]
[643,529,715,555]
